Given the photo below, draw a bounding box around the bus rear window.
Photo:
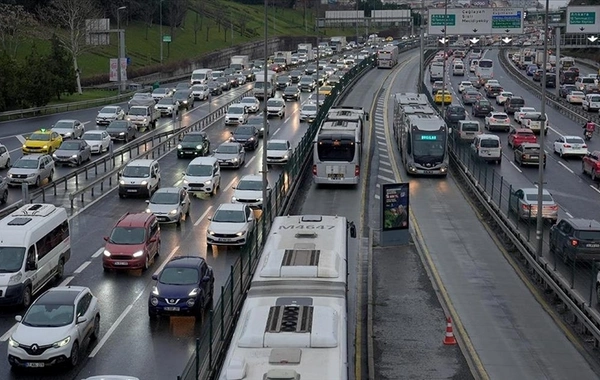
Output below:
[317,138,356,162]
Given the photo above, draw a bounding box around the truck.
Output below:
[377,45,399,68]
[230,55,250,71]
[126,105,160,131]
[330,36,347,52]
[253,70,277,99]
[297,43,314,61]
[273,51,292,70]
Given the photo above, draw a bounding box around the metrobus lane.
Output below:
[0,85,252,209]
[0,92,310,380]
[414,52,600,377]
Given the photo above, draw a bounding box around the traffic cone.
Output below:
[443,317,457,345]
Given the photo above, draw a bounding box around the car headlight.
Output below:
[8,273,22,286]
[43,145,48,149]
[183,100,188,104]
[103,249,111,257]
[169,209,178,215]
[183,179,189,185]
[258,198,263,203]
[249,137,255,141]
[119,180,125,185]
[231,197,237,202]
[196,145,203,150]
[71,154,78,158]
[65,132,72,137]
[208,230,215,236]
[22,144,26,149]
[177,144,183,149]
[232,158,238,162]
[145,208,151,213]
[186,298,196,307]
[52,153,58,158]
[283,154,289,159]
[188,288,199,297]
[236,231,246,237]
[132,250,144,257]
[204,180,212,185]
[150,296,158,306]
[152,286,159,296]
[8,336,19,348]
[119,132,125,135]
[52,336,71,348]
[141,180,148,186]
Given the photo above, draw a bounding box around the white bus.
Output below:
[218,215,356,380]
[312,107,369,185]
[377,45,399,68]
[0,204,70,307]
[475,58,494,78]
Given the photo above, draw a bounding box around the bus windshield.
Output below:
[411,131,446,162]
[317,137,356,162]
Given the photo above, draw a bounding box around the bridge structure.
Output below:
[422,33,600,49]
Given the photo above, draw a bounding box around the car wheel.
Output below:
[35,176,41,187]
[592,170,598,181]
[69,341,79,367]
[4,158,10,168]
[176,214,182,227]
[0,189,7,205]
[55,258,64,281]
[91,315,100,340]
[22,286,32,308]
[143,254,150,271]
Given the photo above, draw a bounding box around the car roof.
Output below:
[562,135,584,139]
[37,286,86,305]
[514,128,534,133]
[520,142,540,148]
[185,131,207,137]
[216,203,247,211]
[218,142,241,147]
[33,129,52,133]
[566,218,600,230]
[116,212,154,227]
[478,134,500,140]
[153,187,181,195]
[165,255,207,269]
[518,188,551,196]
[127,159,156,167]
[55,119,78,123]
[19,154,44,160]
[189,156,217,165]
[268,139,289,144]
[84,130,105,134]
[240,174,262,182]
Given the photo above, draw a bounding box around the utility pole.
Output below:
[440,0,449,117]
[117,6,127,95]
[419,0,425,93]
[262,0,269,224]
[160,0,163,64]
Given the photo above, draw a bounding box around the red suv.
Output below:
[508,128,537,149]
[103,212,161,271]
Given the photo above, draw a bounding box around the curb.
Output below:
[366,227,375,380]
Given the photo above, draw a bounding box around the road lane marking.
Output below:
[16,135,25,144]
[223,177,237,192]
[92,248,104,258]
[244,156,256,168]
[83,121,91,125]
[194,206,213,227]
[0,323,18,342]
[557,161,574,174]
[272,127,281,136]
[590,185,600,194]
[153,245,181,277]
[74,261,91,274]
[59,276,74,287]
[377,174,394,182]
[566,212,573,218]
[509,160,523,173]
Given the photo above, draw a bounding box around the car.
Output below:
[507,127,537,149]
[532,69,544,82]
[242,68,255,82]
[152,87,173,101]
[483,79,500,91]
[191,84,210,101]
[230,125,260,151]
[526,64,538,76]
[484,112,511,132]
[239,96,261,113]
[7,286,100,369]
[96,106,125,126]
[232,174,270,209]
[213,142,245,169]
[514,143,546,168]
[227,74,240,88]
[461,89,481,105]
[7,154,54,187]
[276,75,290,90]
[175,82,190,91]
[118,159,161,198]
[106,120,137,142]
[472,99,493,117]
[458,81,473,93]
[145,187,190,225]
[103,212,161,271]
[177,131,211,158]
[553,135,587,158]
[514,107,537,123]
[0,143,11,168]
[206,203,255,247]
[470,134,502,164]
[289,70,303,83]
[307,92,325,106]
[559,84,577,98]
[148,256,214,318]
[327,74,341,86]
[468,75,481,88]
[504,96,525,114]
[246,115,269,138]
[52,140,92,166]
[235,73,247,85]
[583,94,600,112]
[51,119,85,139]
[128,93,155,108]
[520,112,548,135]
[431,81,445,95]
[225,104,249,125]
[550,218,600,263]
[567,90,585,104]
[583,150,600,180]
[544,73,557,88]
[182,156,221,195]
[318,85,333,96]
[266,139,292,165]
[496,91,513,105]
[173,89,195,111]
[22,129,62,155]
[207,81,223,96]
[155,97,178,116]
[444,105,466,127]
[485,85,504,98]
[266,97,286,118]
[434,90,452,104]
[82,130,111,154]
[283,85,301,101]
[216,77,231,91]
[509,188,558,223]
[299,76,316,92]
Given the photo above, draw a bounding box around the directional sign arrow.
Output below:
[589,36,599,43]
[440,28,445,34]
[472,28,478,33]
[502,37,512,44]
[505,29,510,33]
[469,37,480,44]
[580,27,585,32]
[439,37,449,44]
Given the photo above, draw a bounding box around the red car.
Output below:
[103,212,161,271]
[269,63,283,73]
[508,128,537,149]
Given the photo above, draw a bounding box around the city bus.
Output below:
[476,58,494,78]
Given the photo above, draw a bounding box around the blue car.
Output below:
[148,256,214,318]
[526,65,538,76]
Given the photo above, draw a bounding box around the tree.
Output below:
[193,10,202,45]
[166,0,188,40]
[0,52,19,111]
[46,34,76,100]
[19,45,53,108]
[41,0,101,95]
[0,4,38,57]
[139,0,157,40]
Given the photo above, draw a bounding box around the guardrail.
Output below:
[421,50,600,357]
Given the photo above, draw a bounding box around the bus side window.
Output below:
[27,246,36,264]
[407,133,412,155]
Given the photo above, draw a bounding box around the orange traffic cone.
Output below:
[443,317,457,345]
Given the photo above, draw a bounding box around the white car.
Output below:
[266,139,292,165]
[239,96,261,113]
[0,143,11,168]
[266,98,286,118]
[553,135,588,158]
[300,103,318,122]
[521,112,548,135]
[191,84,209,101]
[484,112,511,132]
[212,142,245,169]
[583,94,600,112]
[566,91,585,104]
[96,106,125,126]
[151,87,173,101]
[82,377,139,380]
[206,203,255,247]
[7,154,54,187]
[232,174,269,208]
[458,81,473,93]
[145,187,190,225]
[484,79,500,91]
[225,104,249,125]
[155,97,177,116]
[470,60,479,72]
[8,286,100,369]
[51,119,85,139]
[496,91,513,105]
[82,130,111,154]
[514,107,537,123]
[182,156,221,196]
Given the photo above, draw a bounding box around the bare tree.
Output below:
[167,0,188,39]
[41,0,101,94]
[237,14,247,37]
[0,4,37,57]
[139,1,156,40]
[193,11,202,45]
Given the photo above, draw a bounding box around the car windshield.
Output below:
[128,108,147,116]
[158,98,174,105]
[481,139,499,148]
[466,91,479,96]
[13,159,38,169]
[59,141,81,150]
[267,99,282,106]
[278,76,290,82]
[576,231,600,240]
[182,134,205,143]
[493,114,508,119]
[303,104,317,112]
[159,267,199,285]
[285,87,298,93]
[150,192,179,205]
[241,98,256,105]
[247,118,262,126]
[83,133,102,141]
[524,193,553,202]
[216,145,238,154]
[212,209,246,223]
[461,123,479,132]
[100,107,118,114]
[53,121,74,129]
[173,92,188,100]
[565,137,584,144]
[237,179,262,191]
[228,105,245,114]
[109,226,146,244]
[478,101,490,106]
[187,164,213,176]
[107,121,127,130]
[133,94,149,100]
[23,303,74,327]
[29,133,51,141]
[122,165,150,178]
[521,108,535,112]
[268,142,288,150]
[153,88,167,94]
[0,247,25,273]
[192,85,207,91]
[235,127,254,135]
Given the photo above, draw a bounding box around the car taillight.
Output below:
[521,204,530,210]
[563,144,571,148]
[583,144,588,148]
[355,165,360,176]
[549,205,558,210]
[571,239,578,247]
[490,118,496,122]
[312,165,317,176]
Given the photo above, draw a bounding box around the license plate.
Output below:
[424,170,436,174]
[328,174,344,179]
[530,155,539,159]
[164,306,180,311]
[26,363,44,368]
[127,189,137,193]
[573,145,581,149]
[586,243,600,248]
[114,261,128,266]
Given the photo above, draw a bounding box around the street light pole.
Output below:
[536,0,550,258]
[440,0,448,117]
[160,0,163,64]
[117,6,127,96]
[262,0,269,223]
[419,0,425,93]
[316,0,320,115]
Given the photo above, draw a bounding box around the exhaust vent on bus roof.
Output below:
[266,305,313,333]
[300,215,322,223]
[282,249,320,267]
[268,348,302,365]
[13,204,55,217]
[7,218,32,226]
[264,369,300,380]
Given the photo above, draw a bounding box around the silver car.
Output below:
[7,154,54,187]
[145,187,190,226]
[213,142,245,169]
[191,84,209,101]
[152,87,173,102]
[128,93,155,108]
[51,119,85,139]
[509,188,558,223]
[239,96,261,113]
[96,106,125,126]
[52,140,92,166]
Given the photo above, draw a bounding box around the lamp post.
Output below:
[117,6,127,95]
[419,0,425,92]
[536,0,550,258]
[262,0,269,225]
[440,0,449,117]
[316,0,320,115]
[160,0,163,64]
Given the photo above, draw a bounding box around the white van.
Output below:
[118,159,161,198]
[182,156,221,196]
[456,120,483,143]
[471,134,502,164]
[430,63,444,82]
[0,204,70,307]
[452,62,465,76]
[470,59,479,73]
[190,69,213,85]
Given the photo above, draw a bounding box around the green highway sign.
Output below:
[569,11,595,24]
[491,16,521,29]
[162,35,172,43]
[567,6,600,33]
[430,14,456,27]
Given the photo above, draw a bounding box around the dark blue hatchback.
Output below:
[148,256,214,318]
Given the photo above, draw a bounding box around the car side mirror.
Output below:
[207,217,212,221]
[232,186,236,190]
[266,186,271,191]
[152,274,159,280]
[26,261,37,271]
[145,200,150,204]
[15,315,22,322]
[103,236,109,242]
[202,275,211,282]
[76,316,87,324]
[118,171,123,178]
[248,217,253,222]
[150,237,158,243]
